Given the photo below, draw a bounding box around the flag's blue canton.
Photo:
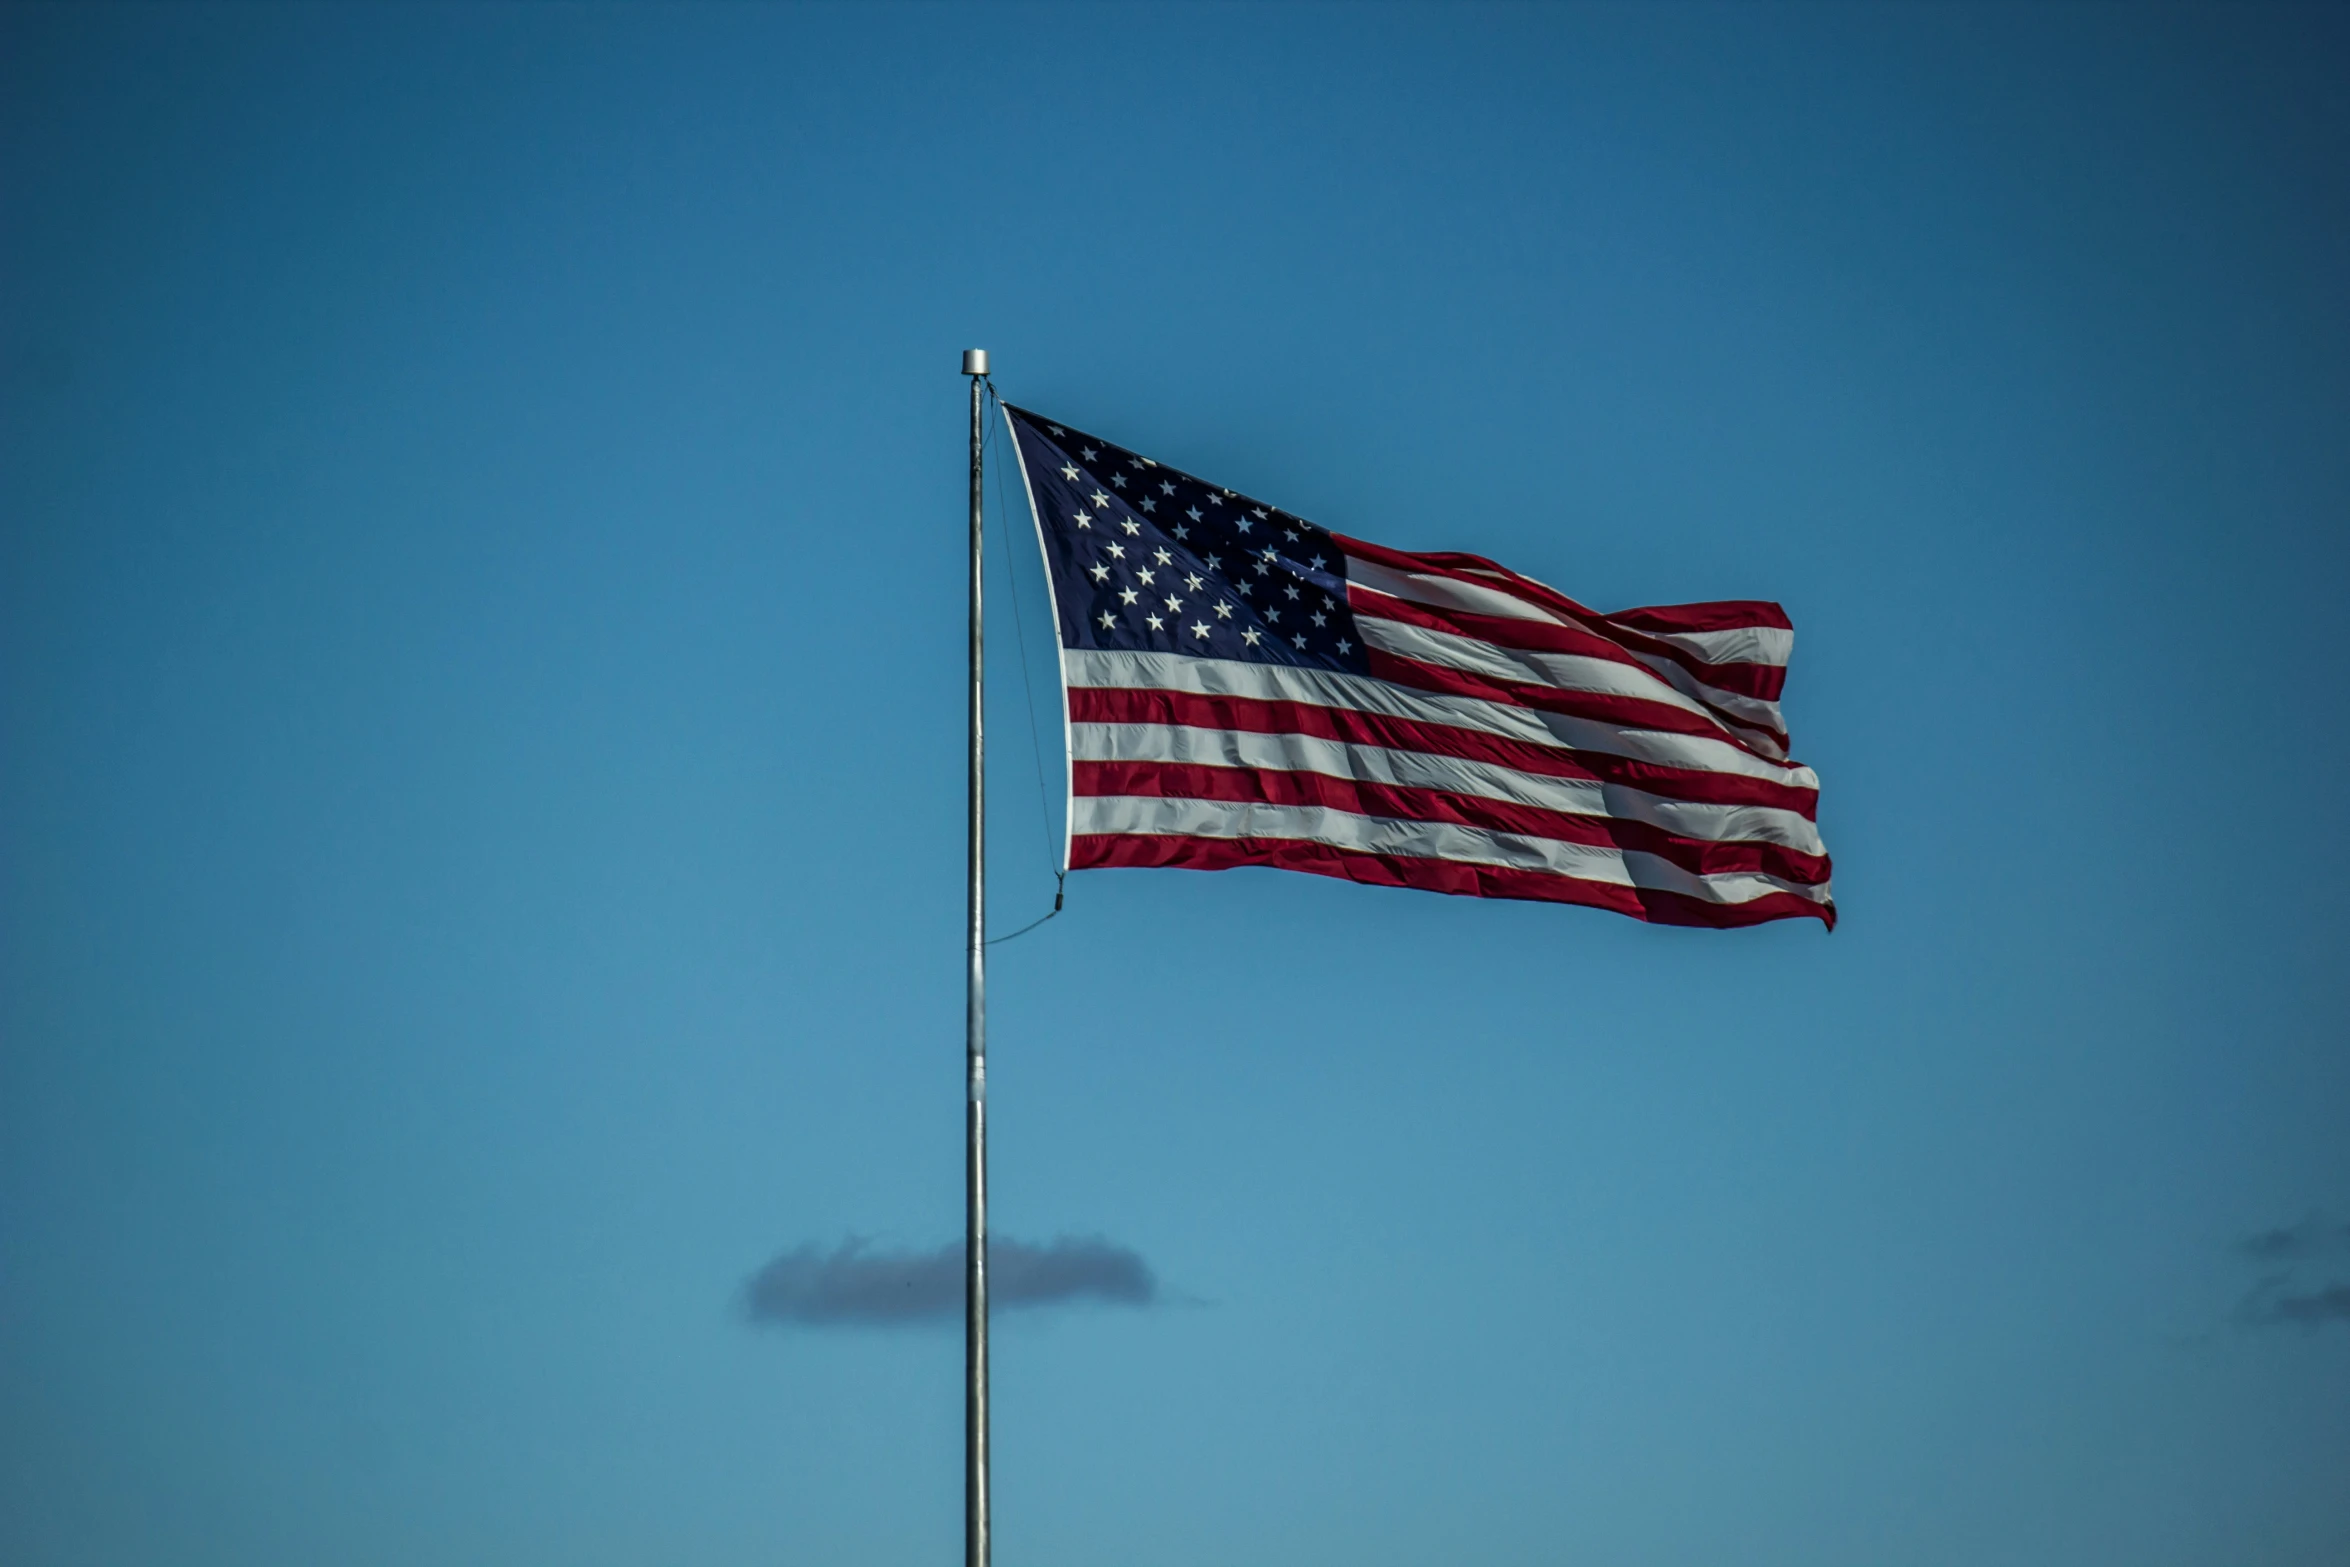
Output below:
[1007,407,1369,675]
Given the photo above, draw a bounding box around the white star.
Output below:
[1253,561,1271,575]
[1160,481,1176,495]
[1172,524,1189,540]
[1309,554,1326,570]
[1106,542,1126,559]
[1252,508,1267,519]
[1060,465,1080,481]
[1261,546,1279,561]
[1073,511,1091,528]
[1129,458,1145,469]
[1205,553,1221,570]
[1190,621,1210,639]
[1284,528,1299,542]
[1091,491,1110,507]
[1141,498,1156,512]
[1081,447,1098,460]
[1283,584,1300,600]
[1241,627,1262,647]
[1186,506,1202,522]
[1138,568,1156,586]
[1164,595,1183,612]
[1183,572,1204,590]
[1110,474,1128,488]
[1098,611,1117,630]
[1213,600,1233,619]
[1119,587,1140,605]
[1153,547,1173,565]
[1088,564,1110,583]
[1236,579,1253,596]
[1121,519,1141,536]
[1207,493,1224,507]
[1336,637,1352,654]
[1049,425,1065,436]
[1267,608,1281,623]
[1235,517,1252,534]
[1311,611,1327,626]
[1145,613,1164,631]
[1292,634,1307,648]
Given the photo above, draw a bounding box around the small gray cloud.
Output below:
[744,1234,1159,1328]
[2230,1214,2350,1333]
[2236,1279,2350,1331]
[2235,1216,2350,1263]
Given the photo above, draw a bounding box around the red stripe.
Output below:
[1606,600,1792,635]
[1076,759,1833,885]
[1335,535,1577,596]
[1072,832,1835,930]
[1067,685,1820,819]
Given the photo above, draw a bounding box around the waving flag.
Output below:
[1004,405,1833,929]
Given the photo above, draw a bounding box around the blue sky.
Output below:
[3,4,2346,1564]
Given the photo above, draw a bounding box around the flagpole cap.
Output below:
[962,349,989,376]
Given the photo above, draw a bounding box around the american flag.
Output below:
[1003,405,1833,930]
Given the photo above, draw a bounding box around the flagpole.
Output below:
[960,347,991,1567]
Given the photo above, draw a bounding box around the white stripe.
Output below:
[1071,721,1828,855]
[1344,555,1563,624]
[1063,647,1820,792]
[1072,794,1832,908]
[1615,622,1793,668]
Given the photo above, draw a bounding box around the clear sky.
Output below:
[4,4,2346,1564]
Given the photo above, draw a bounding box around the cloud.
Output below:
[744,1234,1159,1328]
[2235,1217,2350,1263]
[2236,1280,2350,1331]
[2230,1215,2350,1333]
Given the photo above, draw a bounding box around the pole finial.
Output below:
[962,349,989,376]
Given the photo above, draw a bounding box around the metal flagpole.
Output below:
[959,347,990,1567]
